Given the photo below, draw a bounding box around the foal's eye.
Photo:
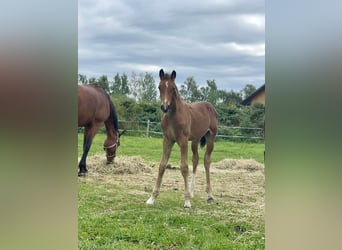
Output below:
[158,86,161,90]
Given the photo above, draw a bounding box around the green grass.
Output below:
[79,183,265,250]
[78,133,264,164]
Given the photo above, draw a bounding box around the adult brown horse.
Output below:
[78,83,124,176]
[146,69,218,208]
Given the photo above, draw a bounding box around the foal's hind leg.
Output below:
[146,138,174,205]
[190,140,199,198]
[204,133,215,203]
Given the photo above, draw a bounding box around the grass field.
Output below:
[78,134,265,249]
[78,133,265,164]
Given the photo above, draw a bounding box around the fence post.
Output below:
[146,119,150,137]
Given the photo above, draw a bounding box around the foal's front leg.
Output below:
[146,138,174,205]
[179,138,191,208]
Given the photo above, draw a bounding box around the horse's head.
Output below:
[158,69,177,113]
[103,130,126,164]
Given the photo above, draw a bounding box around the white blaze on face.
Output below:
[161,81,170,106]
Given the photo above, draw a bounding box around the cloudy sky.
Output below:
[78,0,264,91]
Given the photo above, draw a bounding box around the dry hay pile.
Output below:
[82,155,152,177]
[112,156,152,174]
[210,159,265,222]
[212,158,264,172]
[81,155,264,177]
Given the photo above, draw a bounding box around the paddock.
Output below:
[78,134,265,249]
[78,155,264,223]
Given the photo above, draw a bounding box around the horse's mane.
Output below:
[88,83,101,88]
[105,92,119,132]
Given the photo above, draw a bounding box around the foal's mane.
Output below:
[161,73,172,80]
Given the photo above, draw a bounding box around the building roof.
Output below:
[241,84,265,106]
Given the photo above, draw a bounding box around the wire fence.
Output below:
[78,120,264,143]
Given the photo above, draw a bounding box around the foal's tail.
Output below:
[200,103,218,148]
[200,131,210,148]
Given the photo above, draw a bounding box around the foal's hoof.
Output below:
[78,171,87,177]
[184,200,191,209]
[146,196,155,205]
[207,197,215,204]
[184,205,191,210]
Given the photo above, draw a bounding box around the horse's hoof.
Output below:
[207,197,215,204]
[78,172,87,177]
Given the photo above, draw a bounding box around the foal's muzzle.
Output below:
[161,104,169,113]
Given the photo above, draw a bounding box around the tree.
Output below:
[216,104,242,126]
[141,72,157,102]
[128,72,157,102]
[179,77,201,102]
[129,71,139,101]
[218,90,243,106]
[111,73,129,96]
[199,85,209,101]
[78,74,88,85]
[240,103,265,139]
[241,84,257,99]
[88,77,97,84]
[248,103,265,128]
[111,73,121,94]
[120,73,129,96]
[97,75,110,93]
[205,80,219,105]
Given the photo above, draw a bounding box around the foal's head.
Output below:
[158,69,177,113]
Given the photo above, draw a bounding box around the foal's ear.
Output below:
[159,69,164,79]
[171,70,176,80]
[119,130,126,137]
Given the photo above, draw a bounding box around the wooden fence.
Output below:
[79,120,264,142]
